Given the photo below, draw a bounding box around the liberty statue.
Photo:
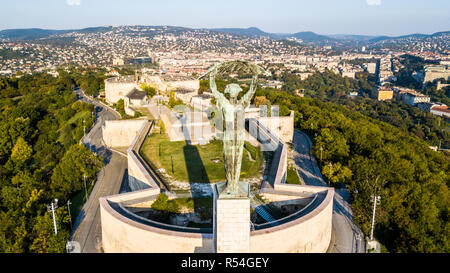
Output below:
[205,61,267,195]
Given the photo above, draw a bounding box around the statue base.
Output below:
[213,182,250,253]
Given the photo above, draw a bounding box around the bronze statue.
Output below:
[205,61,267,195]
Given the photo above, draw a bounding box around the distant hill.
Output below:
[0,28,73,40]
[368,31,450,42]
[289,31,335,42]
[209,27,276,38]
[210,28,335,42]
[1,26,448,46]
[0,26,113,40]
[326,34,378,41]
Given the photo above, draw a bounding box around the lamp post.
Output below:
[328,162,332,186]
[67,200,73,231]
[83,173,88,202]
[370,194,381,241]
[47,199,59,235]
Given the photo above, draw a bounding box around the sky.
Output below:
[0,0,449,36]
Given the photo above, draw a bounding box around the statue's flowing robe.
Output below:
[219,100,246,193]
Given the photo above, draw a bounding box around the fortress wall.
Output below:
[269,141,288,186]
[261,192,315,203]
[424,71,450,83]
[274,183,328,194]
[168,80,200,92]
[102,119,148,148]
[100,187,333,253]
[250,187,334,253]
[100,193,213,253]
[105,77,138,104]
[125,106,136,117]
[127,121,161,190]
[257,111,295,143]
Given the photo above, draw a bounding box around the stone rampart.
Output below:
[100,189,213,253]
[257,111,295,143]
[102,119,147,148]
[250,187,334,253]
[100,185,333,253]
[105,76,138,104]
[127,121,162,191]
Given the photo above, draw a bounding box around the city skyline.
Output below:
[0,0,449,36]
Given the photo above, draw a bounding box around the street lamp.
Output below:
[83,173,88,202]
[67,200,73,231]
[370,194,381,241]
[328,162,332,186]
[47,199,59,235]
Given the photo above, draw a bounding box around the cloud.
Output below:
[67,0,82,6]
[367,0,381,6]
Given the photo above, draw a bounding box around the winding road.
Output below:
[69,89,128,253]
[292,130,365,253]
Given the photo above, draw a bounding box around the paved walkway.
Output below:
[69,89,128,253]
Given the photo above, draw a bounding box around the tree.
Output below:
[151,194,179,213]
[10,137,32,168]
[50,144,103,201]
[140,83,156,98]
[254,96,268,107]
[29,208,70,253]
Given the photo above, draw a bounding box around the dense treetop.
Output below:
[0,71,102,252]
[255,88,449,253]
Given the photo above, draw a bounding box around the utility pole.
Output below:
[67,200,73,231]
[83,173,88,202]
[328,162,332,186]
[370,194,381,241]
[439,139,442,150]
[47,199,58,235]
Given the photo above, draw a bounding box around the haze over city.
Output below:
[0,0,449,36]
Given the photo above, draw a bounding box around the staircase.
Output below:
[250,196,276,223]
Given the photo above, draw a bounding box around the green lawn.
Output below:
[140,133,263,183]
[286,166,302,185]
[135,107,155,120]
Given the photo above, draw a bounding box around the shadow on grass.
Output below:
[184,144,214,252]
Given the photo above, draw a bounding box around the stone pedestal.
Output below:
[213,182,250,253]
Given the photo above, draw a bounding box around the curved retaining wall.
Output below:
[100,186,333,253]
[250,187,334,253]
[100,189,213,253]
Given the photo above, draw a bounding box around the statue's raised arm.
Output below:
[238,75,258,108]
[209,66,228,108]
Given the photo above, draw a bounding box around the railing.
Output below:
[251,192,322,230]
[114,201,213,234]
